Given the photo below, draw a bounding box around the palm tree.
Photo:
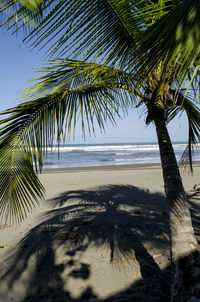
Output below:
[1,0,200,300]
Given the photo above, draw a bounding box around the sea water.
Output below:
[42,142,200,169]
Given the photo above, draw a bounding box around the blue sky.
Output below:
[0,29,188,144]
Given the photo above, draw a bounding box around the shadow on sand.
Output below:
[0,184,178,302]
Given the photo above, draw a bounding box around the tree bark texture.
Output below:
[154,116,200,302]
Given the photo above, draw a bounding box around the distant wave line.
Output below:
[44,143,187,153]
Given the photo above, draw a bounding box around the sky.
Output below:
[0,29,188,144]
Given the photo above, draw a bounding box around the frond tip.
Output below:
[167,93,200,171]
[0,144,45,223]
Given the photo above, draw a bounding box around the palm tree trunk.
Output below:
[154,115,200,301]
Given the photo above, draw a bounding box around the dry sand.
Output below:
[0,163,200,302]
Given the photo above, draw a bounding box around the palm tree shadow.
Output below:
[0,185,171,302]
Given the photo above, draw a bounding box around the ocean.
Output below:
[42,142,200,169]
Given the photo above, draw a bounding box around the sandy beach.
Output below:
[0,163,200,302]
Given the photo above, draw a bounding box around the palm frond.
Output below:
[137,0,200,91]
[0,142,45,224]
[0,0,45,31]
[1,0,140,65]
[0,61,138,222]
[167,92,200,171]
[1,0,173,68]
[21,59,144,100]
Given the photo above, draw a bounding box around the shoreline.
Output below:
[41,161,200,174]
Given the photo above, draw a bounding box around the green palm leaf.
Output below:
[0,0,45,31]
[1,0,139,64]
[22,59,143,99]
[0,61,138,222]
[167,92,200,170]
[138,0,200,90]
[1,0,172,67]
